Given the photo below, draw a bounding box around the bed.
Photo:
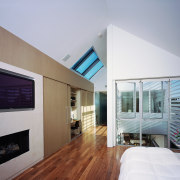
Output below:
[119,147,180,180]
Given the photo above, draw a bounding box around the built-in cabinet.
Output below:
[81,90,94,132]
[43,77,71,157]
[81,90,87,132]
[44,79,94,157]
[70,88,81,139]
[70,88,94,138]
[70,88,81,120]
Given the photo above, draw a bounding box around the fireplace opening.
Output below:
[0,130,29,164]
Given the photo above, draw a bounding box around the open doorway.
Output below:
[95,92,107,126]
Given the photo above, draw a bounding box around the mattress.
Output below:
[119,147,180,180]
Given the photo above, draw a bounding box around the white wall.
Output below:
[0,62,44,179]
[106,0,180,58]
[107,25,180,147]
[91,67,107,92]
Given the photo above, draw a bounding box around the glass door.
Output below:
[141,80,169,147]
[170,80,180,149]
[116,81,140,146]
[116,79,169,148]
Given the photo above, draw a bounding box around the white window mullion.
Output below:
[134,83,136,115]
[139,81,143,146]
[168,79,170,149]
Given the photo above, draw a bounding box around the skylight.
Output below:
[71,48,104,80]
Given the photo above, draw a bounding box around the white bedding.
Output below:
[119,147,180,180]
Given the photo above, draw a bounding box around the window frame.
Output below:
[71,47,104,80]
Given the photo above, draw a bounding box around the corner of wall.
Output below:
[107,24,115,147]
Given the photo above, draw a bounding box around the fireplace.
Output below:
[0,130,29,164]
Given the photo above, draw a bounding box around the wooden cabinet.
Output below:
[81,90,87,132]
[86,91,94,129]
[43,77,70,158]
[70,88,81,139]
[43,78,94,157]
[81,90,94,132]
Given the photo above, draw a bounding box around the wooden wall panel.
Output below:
[81,90,87,132]
[81,90,94,132]
[0,26,94,158]
[0,26,94,92]
[86,92,94,129]
[44,77,70,157]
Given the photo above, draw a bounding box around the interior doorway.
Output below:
[95,91,107,125]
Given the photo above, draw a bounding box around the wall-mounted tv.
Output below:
[0,69,35,111]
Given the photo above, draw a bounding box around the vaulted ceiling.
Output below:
[0,0,180,84]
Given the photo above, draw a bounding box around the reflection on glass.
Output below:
[116,80,170,148]
[170,80,180,122]
[170,80,180,149]
[170,121,180,149]
[121,92,133,112]
[142,81,168,119]
[116,82,139,119]
[143,91,149,112]
[117,120,140,146]
[142,120,168,147]
[151,90,163,113]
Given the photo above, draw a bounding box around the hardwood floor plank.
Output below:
[14,126,128,180]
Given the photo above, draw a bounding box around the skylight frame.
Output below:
[71,47,104,80]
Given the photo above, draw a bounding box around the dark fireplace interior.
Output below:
[0,130,29,164]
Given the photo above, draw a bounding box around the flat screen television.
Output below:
[0,69,35,110]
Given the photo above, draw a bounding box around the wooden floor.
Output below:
[14,126,129,180]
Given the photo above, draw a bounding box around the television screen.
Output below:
[0,70,35,110]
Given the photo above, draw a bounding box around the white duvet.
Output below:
[119,147,180,180]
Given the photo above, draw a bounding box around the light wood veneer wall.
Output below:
[0,26,95,158]
[0,26,94,92]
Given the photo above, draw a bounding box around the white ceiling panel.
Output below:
[0,0,180,86]
[106,0,180,57]
[0,0,108,69]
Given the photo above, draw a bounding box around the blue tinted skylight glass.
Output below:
[76,52,98,74]
[85,61,103,80]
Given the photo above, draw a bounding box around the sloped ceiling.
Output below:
[0,0,109,69]
[106,0,180,58]
[0,0,180,84]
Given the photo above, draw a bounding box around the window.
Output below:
[71,48,104,80]
[116,79,180,149]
